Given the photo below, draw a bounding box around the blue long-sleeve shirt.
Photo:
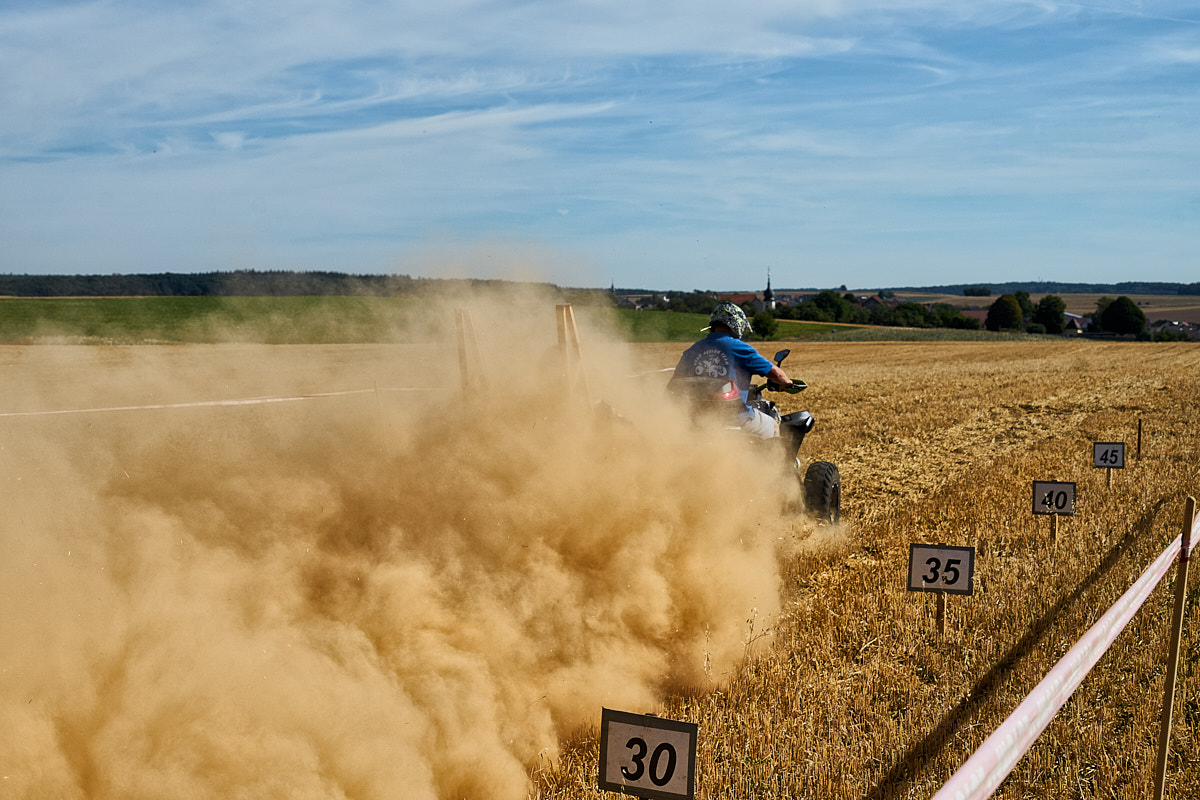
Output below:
[673,331,774,417]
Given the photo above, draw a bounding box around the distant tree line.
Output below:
[900,281,1196,296]
[0,271,619,303]
[773,290,982,330]
[984,291,1067,334]
[982,291,1183,340]
[9,272,1195,299]
[0,271,425,297]
[638,289,983,333]
[6,271,1192,340]
[641,290,727,314]
[1091,296,1146,336]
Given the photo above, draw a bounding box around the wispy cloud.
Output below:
[1,0,1198,286]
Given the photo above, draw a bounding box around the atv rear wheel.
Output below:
[803,461,841,523]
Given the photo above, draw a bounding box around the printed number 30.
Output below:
[622,737,677,786]
[924,557,961,586]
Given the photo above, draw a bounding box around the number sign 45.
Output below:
[1093,442,1126,469]
[907,544,975,596]
[599,708,698,800]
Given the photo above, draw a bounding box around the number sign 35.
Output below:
[907,544,975,596]
[599,708,697,800]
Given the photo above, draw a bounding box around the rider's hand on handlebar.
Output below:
[764,364,805,393]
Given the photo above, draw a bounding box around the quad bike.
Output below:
[667,349,841,523]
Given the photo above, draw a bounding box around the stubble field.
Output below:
[563,338,1200,799]
[1,318,1197,799]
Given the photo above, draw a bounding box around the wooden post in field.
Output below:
[1153,496,1195,800]
[907,544,973,639]
[455,309,485,392]
[456,309,470,391]
[556,304,590,404]
[1094,443,1125,491]
[1034,481,1075,546]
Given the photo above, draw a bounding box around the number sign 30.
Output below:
[599,708,697,800]
[907,544,975,596]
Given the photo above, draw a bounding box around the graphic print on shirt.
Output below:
[689,348,731,379]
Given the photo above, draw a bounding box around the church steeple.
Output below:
[763,270,775,310]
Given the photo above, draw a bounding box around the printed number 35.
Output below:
[924,557,961,585]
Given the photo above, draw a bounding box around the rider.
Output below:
[673,301,796,438]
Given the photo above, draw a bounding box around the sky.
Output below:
[1,1,1198,291]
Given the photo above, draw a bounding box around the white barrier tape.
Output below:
[932,532,1184,800]
[1187,512,1198,562]
[0,387,436,419]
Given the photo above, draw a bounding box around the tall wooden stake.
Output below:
[556,304,590,403]
[936,592,946,638]
[1153,496,1195,800]
[455,309,485,393]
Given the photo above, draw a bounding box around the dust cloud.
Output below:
[0,286,797,799]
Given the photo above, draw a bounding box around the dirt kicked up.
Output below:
[0,293,829,800]
[6,312,1198,799]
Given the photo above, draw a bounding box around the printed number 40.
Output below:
[924,557,961,586]
[1041,491,1070,510]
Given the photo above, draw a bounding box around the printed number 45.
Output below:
[924,557,961,586]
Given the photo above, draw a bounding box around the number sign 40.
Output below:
[599,708,698,800]
[1032,481,1077,516]
[907,544,975,596]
